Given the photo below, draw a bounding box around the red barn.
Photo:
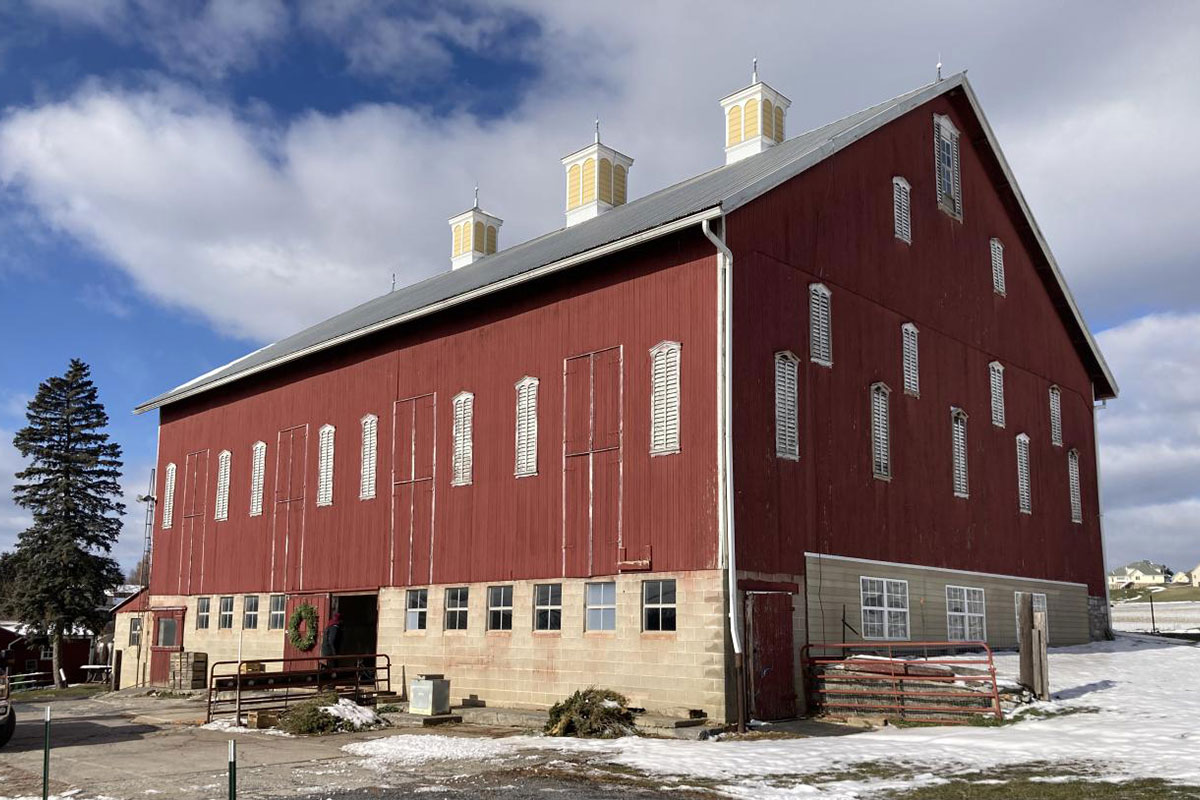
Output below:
[115,71,1116,722]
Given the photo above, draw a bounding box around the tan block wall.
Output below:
[113,608,153,688]
[805,554,1090,650]
[376,570,730,720]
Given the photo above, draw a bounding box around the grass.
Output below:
[1112,585,1200,603]
[10,683,108,701]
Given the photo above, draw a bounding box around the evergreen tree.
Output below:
[10,359,124,687]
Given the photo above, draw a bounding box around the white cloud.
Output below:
[0,430,33,553]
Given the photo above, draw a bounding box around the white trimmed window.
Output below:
[445,587,469,630]
[534,584,562,631]
[243,595,259,630]
[586,582,617,631]
[1016,433,1032,514]
[643,579,677,632]
[650,341,681,455]
[990,238,1006,295]
[406,589,428,630]
[196,597,210,629]
[128,617,142,646]
[317,424,335,506]
[809,283,833,366]
[871,382,891,479]
[487,585,514,631]
[268,594,286,630]
[214,449,231,521]
[860,577,909,640]
[989,361,1005,427]
[893,176,912,243]
[162,462,176,529]
[934,114,962,218]
[515,377,539,477]
[946,585,986,641]
[774,351,799,460]
[1049,386,1063,446]
[218,596,234,629]
[452,392,474,485]
[901,323,919,396]
[1068,448,1083,524]
[951,407,969,498]
[249,441,266,516]
[360,414,378,500]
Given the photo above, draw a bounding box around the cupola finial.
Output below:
[936,54,943,82]
[752,57,758,84]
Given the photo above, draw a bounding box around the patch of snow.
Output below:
[321,698,383,729]
[199,717,293,736]
[343,734,523,769]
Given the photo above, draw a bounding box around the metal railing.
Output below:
[4,671,52,692]
[206,653,393,723]
[802,640,1003,723]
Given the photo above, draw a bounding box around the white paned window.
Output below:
[162,462,176,529]
[774,351,799,460]
[893,176,912,243]
[1068,449,1083,524]
[860,577,909,640]
[871,383,891,479]
[515,377,539,476]
[643,579,677,632]
[946,585,986,641]
[989,361,1005,427]
[650,341,681,455]
[316,424,335,506]
[487,585,514,631]
[249,441,266,516]
[243,595,259,630]
[128,617,142,646]
[268,594,286,629]
[1049,386,1063,446]
[586,582,617,631]
[1016,433,1032,514]
[445,587,469,630]
[214,450,231,521]
[809,283,833,366]
[990,238,1006,295]
[901,323,919,396]
[218,596,234,629]
[534,583,562,631]
[951,408,969,498]
[360,414,378,500]
[406,589,428,630]
[452,392,474,485]
[196,597,210,629]
[934,114,962,218]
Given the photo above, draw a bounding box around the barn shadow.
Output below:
[4,712,160,753]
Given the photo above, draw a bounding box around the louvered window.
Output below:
[989,362,1005,427]
[214,450,231,521]
[316,424,335,506]
[1049,386,1063,446]
[871,383,891,479]
[901,323,919,396]
[360,414,377,499]
[1068,449,1083,524]
[809,283,832,366]
[951,408,969,498]
[774,351,799,460]
[990,238,1006,295]
[934,114,962,218]
[452,392,474,485]
[1016,433,1032,514]
[650,341,681,455]
[515,377,539,476]
[892,176,912,243]
[162,462,176,529]
[249,441,266,516]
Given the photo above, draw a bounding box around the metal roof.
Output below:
[136,72,1115,413]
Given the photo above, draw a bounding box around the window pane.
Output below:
[645,608,660,631]
[660,607,677,632]
[660,580,676,605]
[644,581,660,605]
[548,584,561,606]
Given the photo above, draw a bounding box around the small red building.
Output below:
[0,623,92,685]
[116,71,1116,722]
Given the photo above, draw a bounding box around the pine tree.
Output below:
[10,359,124,687]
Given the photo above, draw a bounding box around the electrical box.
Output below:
[410,674,450,716]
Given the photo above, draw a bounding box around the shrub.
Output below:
[545,687,635,738]
[278,693,343,735]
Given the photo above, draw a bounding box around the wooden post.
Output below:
[1017,593,1034,692]
[1032,609,1050,701]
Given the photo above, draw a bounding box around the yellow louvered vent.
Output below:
[561,132,633,225]
[762,99,774,140]
[727,105,743,146]
[567,164,581,210]
[720,65,791,164]
[614,164,627,205]
[743,98,759,139]
[486,225,497,254]
[581,158,596,204]
[599,158,613,204]
[774,105,784,142]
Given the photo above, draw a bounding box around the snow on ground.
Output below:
[1112,600,1200,632]
[343,733,522,769]
[199,717,294,736]
[322,697,384,729]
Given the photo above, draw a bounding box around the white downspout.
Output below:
[702,214,745,731]
[1093,388,1113,638]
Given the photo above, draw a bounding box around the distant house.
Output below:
[1107,561,1173,589]
[1172,570,1193,585]
[1189,564,1200,588]
[0,622,92,684]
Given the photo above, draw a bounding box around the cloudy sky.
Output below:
[0,1,1197,574]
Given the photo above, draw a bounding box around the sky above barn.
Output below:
[0,1,1197,574]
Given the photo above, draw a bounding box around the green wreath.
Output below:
[286,603,319,652]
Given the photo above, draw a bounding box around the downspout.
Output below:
[701,214,746,733]
[1093,389,1113,639]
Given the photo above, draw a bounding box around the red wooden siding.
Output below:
[728,89,1106,595]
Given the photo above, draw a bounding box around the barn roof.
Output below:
[135,72,1116,414]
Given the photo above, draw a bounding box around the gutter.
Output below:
[701,213,746,733]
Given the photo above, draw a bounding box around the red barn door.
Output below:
[149,608,185,686]
[563,347,622,577]
[746,592,797,720]
[273,425,308,592]
[392,393,436,586]
[179,450,208,595]
[282,593,329,671]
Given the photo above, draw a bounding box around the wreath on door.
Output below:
[286,603,319,652]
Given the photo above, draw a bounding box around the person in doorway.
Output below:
[320,612,343,680]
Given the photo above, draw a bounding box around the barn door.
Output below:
[282,593,330,671]
[746,592,797,720]
[392,393,436,586]
[149,608,185,686]
[179,450,208,595]
[273,425,308,592]
[563,347,622,577]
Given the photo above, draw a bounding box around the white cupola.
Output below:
[448,188,502,270]
[561,121,633,227]
[720,60,791,165]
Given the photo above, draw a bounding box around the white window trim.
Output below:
[649,340,682,456]
[585,581,617,632]
[951,407,969,498]
[316,424,335,506]
[946,585,987,642]
[989,361,1005,428]
[1068,448,1083,524]
[162,462,176,529]
[360,414,378,500]
[1049,385,1063,447]
[774,351,800,460]
[642,579,678,632]
[268,594,286,630]
[514,376,539,477]
[214,450,231,521]
[196,597,211,630]
[533,583,563,631]
[406,588,428,631]
[860,576,910,640]
[487,585,514,631]
[892,176,912,244]
[242,595,259,630]
[934,113,963,220]
[870,382,891,480]
[901,323,919,397]
[990,237,1006,296]
[249,441,266,517]
[218,596,235,630]
[809,283,833,367]
[1016,433,1032,514]
[452,391,475,486]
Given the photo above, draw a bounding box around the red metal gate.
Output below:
[392,393,436,586]
[149,608,185,686]
[746,592,797,720]
[272,425,308,592]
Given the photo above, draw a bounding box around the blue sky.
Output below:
[1,1,1198,573]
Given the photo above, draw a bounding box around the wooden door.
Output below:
[747,592,797,720]
[563,347,622,577]
[149,608,185,686]
[282,593,329,671]
[273,425,308,592]
[392,393,436,586]
[179,450,208,595]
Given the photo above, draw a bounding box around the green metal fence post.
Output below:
[228,739,236,800]
[42,706,50,800]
